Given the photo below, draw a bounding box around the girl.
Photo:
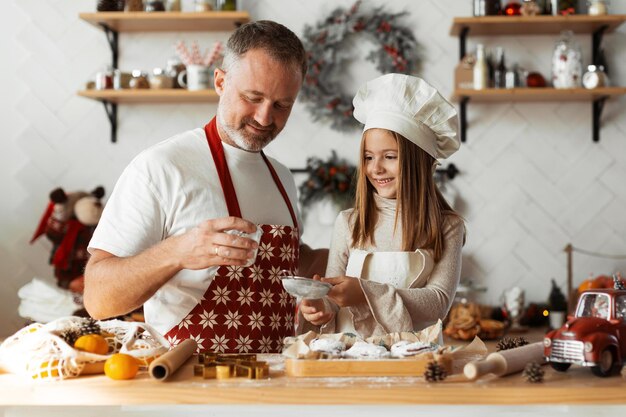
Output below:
[300,74,465,337]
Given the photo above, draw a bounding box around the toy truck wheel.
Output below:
[591,348,615,377]
[550,362,571,372]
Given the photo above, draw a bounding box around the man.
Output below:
[84,21,327,353]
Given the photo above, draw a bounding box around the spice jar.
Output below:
[125,0,144,12]
[95,66,114,90]
[144,0,165,12]
[551,30,582,88]
[97,0,125,11]
[194,0,214,11]
[129,70,150,89]
[588,0,609,15]
[166,57,186,88]
[149,68,174,89]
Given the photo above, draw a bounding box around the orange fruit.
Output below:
[74,334,109,355]
[104,353,139,380]
[594,275,613,288]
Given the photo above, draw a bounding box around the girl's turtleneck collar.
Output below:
[373,192,397,213]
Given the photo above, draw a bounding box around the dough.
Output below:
[390,340,434,358]
[342,341,390,359]
[309,338,346,355]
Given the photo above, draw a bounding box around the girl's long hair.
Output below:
[351,130,462,262]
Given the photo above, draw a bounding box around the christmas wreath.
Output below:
[300,0,422,132]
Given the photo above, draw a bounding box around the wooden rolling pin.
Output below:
[464,341,545,381]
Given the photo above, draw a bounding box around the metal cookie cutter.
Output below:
[194,352,269,380]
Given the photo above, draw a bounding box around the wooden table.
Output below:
[1,329,626,416]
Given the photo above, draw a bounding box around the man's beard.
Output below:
[217,107,277,152]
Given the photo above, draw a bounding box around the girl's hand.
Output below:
[322,275,366,308]
[299,274,335,326]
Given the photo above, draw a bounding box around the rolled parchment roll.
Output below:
[149,339,198,381]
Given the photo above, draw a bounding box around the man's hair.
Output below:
[223,20,307,79]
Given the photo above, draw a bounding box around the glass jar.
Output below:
[166,0,181,11]
[129,70,150,89]
[194,0,214,11]
[97,0,125,12]
[113,70,132,89]
[550,0,577,15]
[144,0,165,12]
[149,68,174,89]
[166,57,186,88]
[95,66,114,90]
[551,30,582,89]
[588,0,609,15]
[521,0,542,15]
[125,0,144,12]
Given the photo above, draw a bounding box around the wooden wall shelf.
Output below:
[78,11,248,143]
[78,89,219,104]
[450,14,626,36]
[79,11,250,32]
[450,15,626,143]
[452,87,626,103]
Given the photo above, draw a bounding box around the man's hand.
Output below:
[168,216,259,270]
[322,276,366,308]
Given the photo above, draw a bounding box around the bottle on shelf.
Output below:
[216,0,237,11]
[473,44,488,90]
[493,47,507,89]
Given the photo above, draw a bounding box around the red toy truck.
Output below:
[544,278,626,377]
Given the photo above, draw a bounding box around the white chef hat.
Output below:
[352,74,460,160]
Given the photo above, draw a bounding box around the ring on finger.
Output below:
[214,246,219,256]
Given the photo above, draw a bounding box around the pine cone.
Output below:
[423,360,447,382]
[60,329,80,346]
[78,318,101,336]
[496,336,529,351]
[522,361,544,383]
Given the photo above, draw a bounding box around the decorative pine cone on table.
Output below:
[423,361,447,382]
[522,361,544,383]
[496,336,529,351]
[77,318,101,336]
[59,329,80,346]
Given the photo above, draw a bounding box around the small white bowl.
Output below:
[281,276,332,299]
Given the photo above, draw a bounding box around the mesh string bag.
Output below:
[0,317,169,381]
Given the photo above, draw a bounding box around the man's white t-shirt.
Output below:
[88,127,302,335]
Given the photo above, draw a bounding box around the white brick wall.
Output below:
[0,0,625,336]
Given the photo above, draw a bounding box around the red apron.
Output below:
[164,118,299,353]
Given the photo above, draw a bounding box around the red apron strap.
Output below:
[260,152,298,228]
[204,118,242,218]
[204,117,299,228]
